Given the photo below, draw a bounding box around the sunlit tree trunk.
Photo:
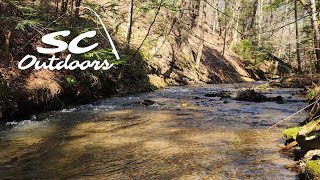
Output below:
[70,0,74,13]
[195,0,205,68]
[126,0,134,50]
[310,0,320,72]
[230,0,241,49]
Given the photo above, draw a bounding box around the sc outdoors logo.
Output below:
[18,7,120,71]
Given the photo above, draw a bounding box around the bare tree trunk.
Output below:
[310,0,320,72]
[268,0,274,39]
[61,0,65,12]
[61,0,68,12]
[222,24,227,56]
[195,0,205,68]
[295,0,302,73]
[222,1,229,57]
[75,0,81,18]
[70,0,74,13]
[118,0,164,81]
[4,30,11,63]
[280,0,289,58]
[126,0,134,50]
[248,0,259,32]
[230,0,241,49]
[257,0,264,46]
[55,0,59,15]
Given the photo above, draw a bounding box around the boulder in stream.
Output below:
[235,89,284,103]
[304,150,320,161]
[282,126,303,142]
[296,119,320,152]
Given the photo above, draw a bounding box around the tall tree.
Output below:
[230,0,241,49]
[310,0,320,72]
[195,0,205,68]
[222,1,229,57]
[126,0,134,50]
[294,0,302,73]
[257,0,264,46]
[248,0,259,33]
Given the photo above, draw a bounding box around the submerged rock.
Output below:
[223,100,229,104]
[205,91,231,98]
[131,99,158,107]
[141,100,157,106]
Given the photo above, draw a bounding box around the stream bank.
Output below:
[281,82,320,179]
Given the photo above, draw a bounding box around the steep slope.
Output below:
[146,28,253,87]
[0,0,254,121]
[97,0,254,87]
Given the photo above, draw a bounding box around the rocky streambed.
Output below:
[0,83,308,179]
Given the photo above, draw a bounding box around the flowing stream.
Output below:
[0,83,307,179]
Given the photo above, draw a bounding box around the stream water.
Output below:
[0,83,307,179]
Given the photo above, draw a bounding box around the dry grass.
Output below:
[26,70,61,104]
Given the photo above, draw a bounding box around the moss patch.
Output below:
[282,127,302,140]
[308,86,320,101]
[306,160,320,179]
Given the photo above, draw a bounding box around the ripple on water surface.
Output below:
[0,84,307,179]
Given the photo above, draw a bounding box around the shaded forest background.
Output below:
[0,0,320,121]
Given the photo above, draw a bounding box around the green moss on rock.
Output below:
[306,160,320,179]
[282,127,302,140]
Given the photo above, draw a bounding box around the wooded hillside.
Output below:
[0,0,320,120]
